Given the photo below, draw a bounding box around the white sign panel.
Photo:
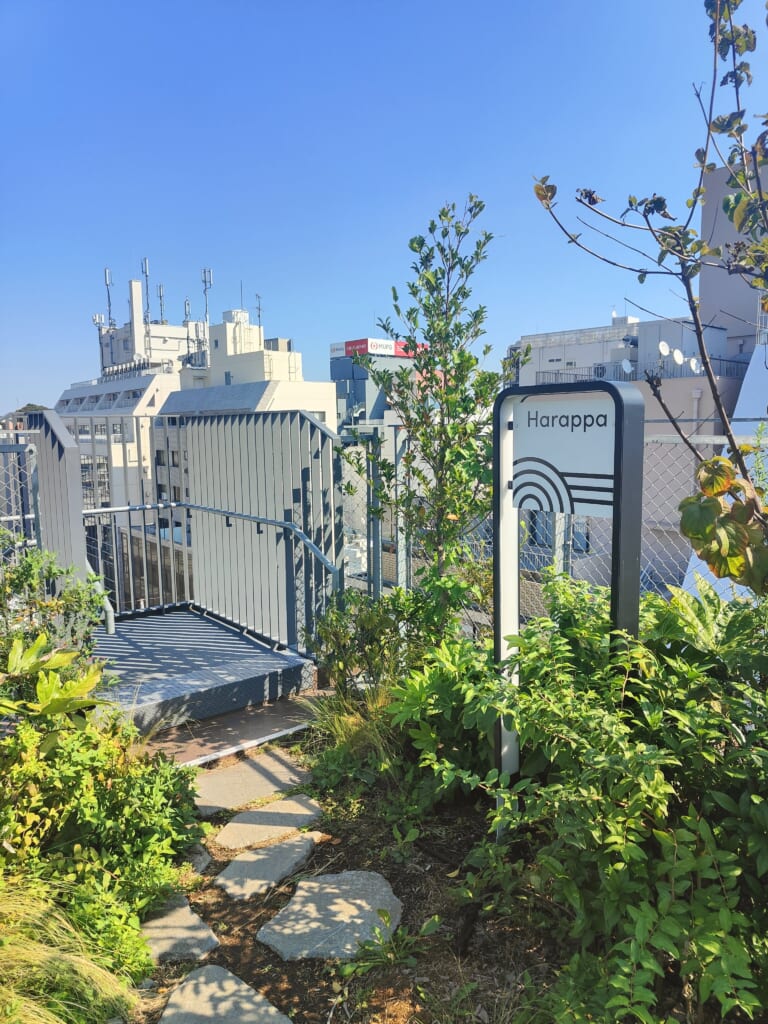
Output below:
[503,391,616,518]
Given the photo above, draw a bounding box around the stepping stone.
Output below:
[257,870,402,961]
[215,795,323,851]
[159,964,292,1023]
[185,843,212,874]
[196,750,309,818]
[214,832,322,900]
[141,894,219,963]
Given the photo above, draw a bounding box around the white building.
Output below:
[55,276,336,511]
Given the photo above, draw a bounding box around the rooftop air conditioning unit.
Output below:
[593,364,606,378]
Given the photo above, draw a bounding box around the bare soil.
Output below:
[132,750,553,1024]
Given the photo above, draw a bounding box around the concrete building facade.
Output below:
[55,277,336,512]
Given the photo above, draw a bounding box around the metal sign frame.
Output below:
[492,380,645,775]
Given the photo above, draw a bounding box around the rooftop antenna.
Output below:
[92,313,106,371]
[201,268,213,325]
[157,283,166,323]
[141,258,151,324]
[104,268,115,327]
[254,292,262,327]
[184,297,192,359]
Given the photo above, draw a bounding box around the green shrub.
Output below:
[311,581,467,694]
[488,575,768,1022]
[0,714,203,976]
[307,572,484,789]
[388,636,499,807]
[0,538,104,661]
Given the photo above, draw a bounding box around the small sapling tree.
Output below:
[365,195,500,581]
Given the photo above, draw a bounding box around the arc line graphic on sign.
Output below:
[511,457,574,514]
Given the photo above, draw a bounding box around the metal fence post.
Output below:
[369,429,383,599]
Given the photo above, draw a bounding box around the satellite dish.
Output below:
[673,348,685,366]
[621,358,633,374]
[658,340,671,357]
[689,357,701,373]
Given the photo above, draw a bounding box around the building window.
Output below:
[155,449,166,466]
[94,422,107,438]
[528,510,552,548]
[572,516,590,554]
[171,486,181,502]
[95,455,110,506]
[81,455,95,510]
[170,450,180,467]
[527,511,590,554]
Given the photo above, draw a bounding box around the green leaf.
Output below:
[679,495,720,540]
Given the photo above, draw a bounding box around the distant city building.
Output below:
[330,338,416,431]
[55,276,336,511]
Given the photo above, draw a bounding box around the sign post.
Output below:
[493,381,645,775]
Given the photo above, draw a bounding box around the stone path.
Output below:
[140,748,402,1023]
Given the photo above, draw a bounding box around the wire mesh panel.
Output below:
[340,442,375,590]
[0,434,37,559]
[514,428,767,620]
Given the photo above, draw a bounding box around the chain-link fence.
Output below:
[7,416,765,631]
[341,427,768,617]
[340,438,409,594]
[0,431,38,565]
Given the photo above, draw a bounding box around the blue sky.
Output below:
[1,0,766,413]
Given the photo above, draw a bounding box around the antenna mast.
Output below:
[254,292,262,327]
[141,258,151,324]
[104,268,115,327]
[141,257,152,360]
[201,268,213,325]
[157,283,165,323]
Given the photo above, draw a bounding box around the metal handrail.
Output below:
[82,500,341,586]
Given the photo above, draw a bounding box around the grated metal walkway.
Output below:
[94,610,312,733]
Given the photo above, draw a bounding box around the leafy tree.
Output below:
[368,195,499,579]
[534,0,768,595]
